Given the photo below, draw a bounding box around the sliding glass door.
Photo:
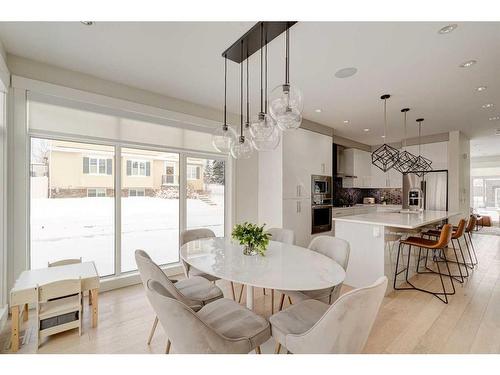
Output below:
[30,138,116,276]
[29,137,227,278]
[121,148,180,272]
[186,157,225,236]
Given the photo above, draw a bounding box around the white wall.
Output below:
[234,153,259,224]
[257,141,283,228]
[0,40,8,327]
[448,130,470,223]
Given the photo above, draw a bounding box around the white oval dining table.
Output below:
[180,237,346,310]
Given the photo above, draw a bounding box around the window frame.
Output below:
[127,158,149,177]
[85,156,109,176]
[186,164,200,180]
[28,133,228,281]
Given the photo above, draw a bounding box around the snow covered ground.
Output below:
[30,196,224,276]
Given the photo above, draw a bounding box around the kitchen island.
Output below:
[333,210,459,291]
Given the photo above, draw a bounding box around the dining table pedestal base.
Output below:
[246,285,254,309]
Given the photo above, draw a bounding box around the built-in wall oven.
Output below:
[311,205,332,234]
[311,175,333,234]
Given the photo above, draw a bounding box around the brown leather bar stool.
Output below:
[464,215,479,266]
[393,224,455,304]
[423,219,470,282]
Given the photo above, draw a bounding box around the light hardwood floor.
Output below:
[1,233,499,354]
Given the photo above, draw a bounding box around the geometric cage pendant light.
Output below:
[371,94,400,172]
[393,108,419,174]
[410,118,433,177]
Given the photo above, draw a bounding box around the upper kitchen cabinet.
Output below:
[405,141,448,170]
[342,148,371,188]
[283,128,332,199]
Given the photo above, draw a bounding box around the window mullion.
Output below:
[179,154,187,244]
[114,145,122,277]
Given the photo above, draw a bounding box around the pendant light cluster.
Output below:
[212,22,302,159]
[370,94,433,175]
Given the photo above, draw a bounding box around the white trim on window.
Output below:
[164,161,177,185]
[86,156,108,176]
[127,159,149,177]
[187,164,200,180]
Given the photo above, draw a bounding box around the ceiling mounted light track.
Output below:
[394,108,418,174]
[371,94,400,172]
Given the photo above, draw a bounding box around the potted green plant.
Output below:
[231,222,271,256]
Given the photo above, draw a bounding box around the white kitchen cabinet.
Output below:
[283,198,311,247]
[370,162,402,188]
[283,128,332,199]
[342,148,371,188]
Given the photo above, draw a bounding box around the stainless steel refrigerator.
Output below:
[402,170,448,211]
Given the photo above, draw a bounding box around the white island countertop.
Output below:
[333,210,458,229]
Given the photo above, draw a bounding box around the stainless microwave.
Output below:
[312,175,332,195]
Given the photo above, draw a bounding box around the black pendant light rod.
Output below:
[416,118,424,156]
[222,22,297,63]
[246,47,250,127]
[223,55,228,130]
[259,23,264,114]
[240,41,244,143]
[401,108,410,147]
[381,94,390,139]
[264,36,268,114]
[285,28,290,85]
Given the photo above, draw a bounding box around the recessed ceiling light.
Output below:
[381,135,386,138]
[489,116,500,121]
[81,21,94,26]
[363,128,370,132]
[459,60,477,68]
[315,109,322,113]
[343,120,349,124]
[476,86,487,92]
[482,103,494,109]
[438,24,458,34]
[334,67,358,79]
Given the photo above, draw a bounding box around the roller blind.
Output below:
[27,91,217,153]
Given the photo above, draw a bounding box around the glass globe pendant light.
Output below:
[252,33,281,151]
[269,27,303,130]
[231,42,254,159]
[394,108,418,173]
[250,24,276,141]
[212,55,236,153]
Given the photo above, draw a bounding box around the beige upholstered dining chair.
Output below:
[270,276,387,354]
[135,249,223,353]
[146,279,271,354]
[181,228,237,300]
[268,228,295,245]
[48,257,82,267]
[277,235,350,310]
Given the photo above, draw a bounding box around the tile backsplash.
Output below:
[333,178,402,205]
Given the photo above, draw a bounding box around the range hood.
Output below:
[333,144,358,179]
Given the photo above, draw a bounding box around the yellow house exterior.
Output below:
[41,140,205,198]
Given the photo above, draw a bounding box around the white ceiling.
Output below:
[1,21,500,155]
